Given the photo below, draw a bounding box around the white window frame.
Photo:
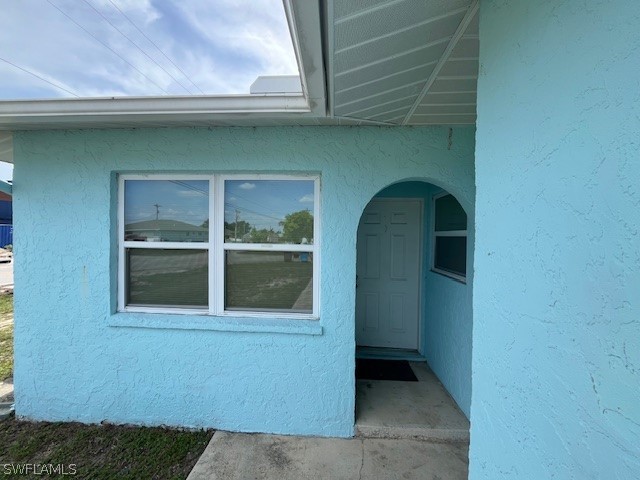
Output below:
[117,174,320,319]
[431,191,467,283]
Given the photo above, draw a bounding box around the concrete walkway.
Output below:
[356,362,469,442]
[188,362,470,479]
[187,431,468,480]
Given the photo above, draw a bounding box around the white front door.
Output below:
[356,199,422,350]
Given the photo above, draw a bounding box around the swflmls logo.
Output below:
[2,463,77,475]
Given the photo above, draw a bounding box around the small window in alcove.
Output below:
[432,193,467,282]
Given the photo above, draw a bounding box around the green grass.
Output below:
[0,293,12,317]
[226,261,312,310]
[129,266,209,307]
[0,293,13,381]
[0,419,213,479]
[0,325,12,381]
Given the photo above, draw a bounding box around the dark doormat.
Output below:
[355,359,418,382]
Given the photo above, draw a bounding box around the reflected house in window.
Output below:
[125,219,207,242]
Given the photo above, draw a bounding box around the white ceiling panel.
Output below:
[351,98,416,121]
[330,0,479,125]
[464,8,479,36]
[413,104,476,115]
[449,37,480,59]
[334,0,469,47]
[335,75,426,107]
[335,63,436,97]
[334,42,446,92]
[335,24,456,72]
[335,86,422,116]
[438,58,479,77]
[429,77,478,93]
[333,0,395,20]
[420,92,477,105]
[408,114,476,124]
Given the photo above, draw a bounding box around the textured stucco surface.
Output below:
[374,182,473,418]
[13,126,475,437]
[472,1,640,478]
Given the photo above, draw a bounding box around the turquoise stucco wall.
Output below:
[473,1,640,478]
[423,186,473,420]
[374,181,473,418]
[13,126,475,436]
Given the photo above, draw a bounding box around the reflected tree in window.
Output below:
[280,210,313,244]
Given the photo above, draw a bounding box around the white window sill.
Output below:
[430,268,467,284]
[108,312,323,335]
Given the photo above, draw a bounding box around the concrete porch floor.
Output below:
[356,361,470,442]
[187,431,469,480]
[187,361,470,480]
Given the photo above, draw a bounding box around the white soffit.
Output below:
[329,0,479,125]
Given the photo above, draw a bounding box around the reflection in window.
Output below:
[119,175,319,316]
[126,249,208,307]
[124,180,209,242]
[432,193,467,280]
[225,251,313,313]
[224,180,314,244]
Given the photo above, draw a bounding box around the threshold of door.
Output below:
[356,346,426,362]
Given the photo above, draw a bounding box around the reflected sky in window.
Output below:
[224,180,314,244]
[125,180,208,225]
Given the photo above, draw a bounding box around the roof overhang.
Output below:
[327,0,479,125]
[0,94,311,128]
[0,0,483,167]
[0,0,327,141]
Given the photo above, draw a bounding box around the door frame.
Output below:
[356,197,425,355]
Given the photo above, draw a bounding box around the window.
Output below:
[118,175,319,318]
[432,192,467,282]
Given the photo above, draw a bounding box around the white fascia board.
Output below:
[0,94,309,119]
[284,0,327,117]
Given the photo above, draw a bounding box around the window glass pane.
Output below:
[224,180,314,244]
[435,194,467,231]
[434,236,466,277]
[125,180,209,242]
[225,251,313,313]
[126,249,208,307]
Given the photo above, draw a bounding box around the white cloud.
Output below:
[299,194,314,203]
[238,182,256,190]
[0,0,298,99]
[177,189,207,198]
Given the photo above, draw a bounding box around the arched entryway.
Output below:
[354,180,473,442]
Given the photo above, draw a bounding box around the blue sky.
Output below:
[0,0,298,99]
[123,179,314,233]
[125,180,209,226]
[225,180,314,232]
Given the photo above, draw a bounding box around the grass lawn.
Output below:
[0,293,13,381]
[0,293,12,318]
[0,418,213,479]
[0,325,11,381]
[226,260,312,310]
